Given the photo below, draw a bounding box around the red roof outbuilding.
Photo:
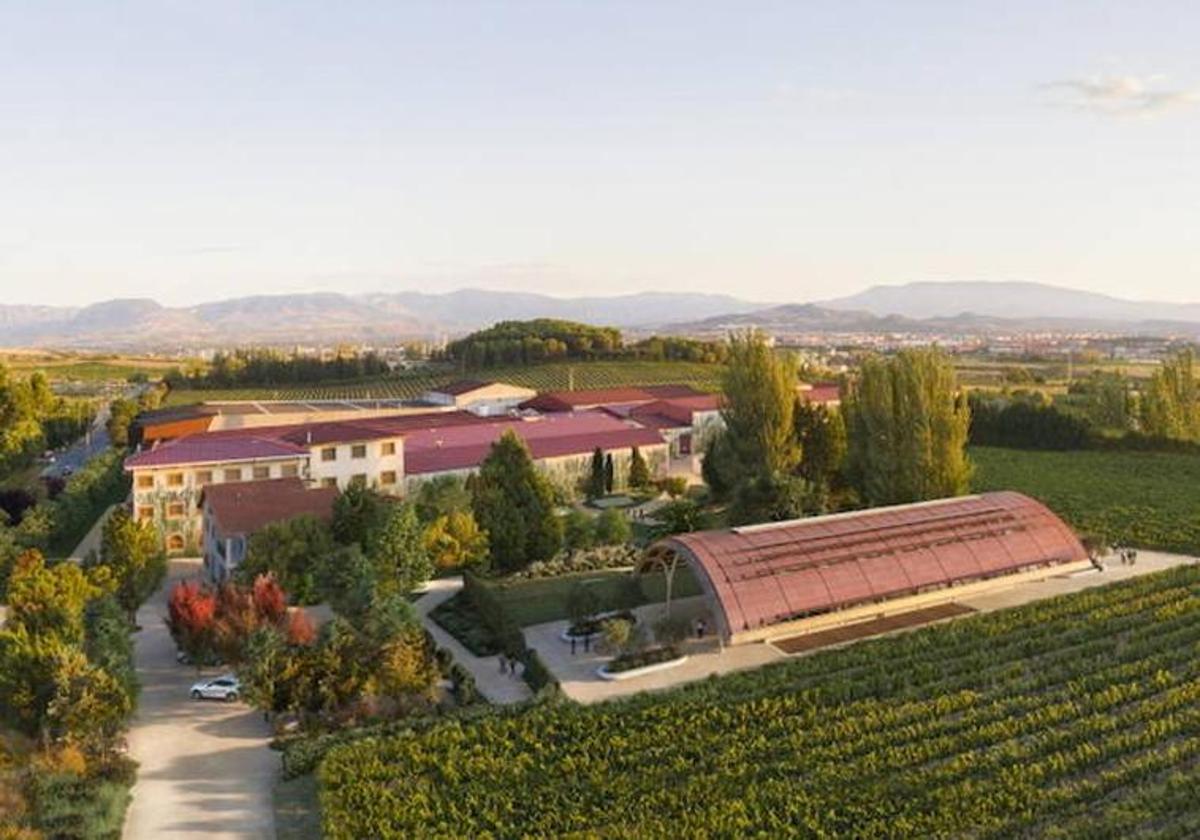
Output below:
[648,492,1086,643]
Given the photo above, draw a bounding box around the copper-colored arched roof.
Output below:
[649,491,1085,641]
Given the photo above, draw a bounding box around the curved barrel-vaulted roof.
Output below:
[649,492,1085,642]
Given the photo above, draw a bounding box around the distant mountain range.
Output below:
[0,290,766,351]
[2,281,1199,351]
[818,281,1200,324]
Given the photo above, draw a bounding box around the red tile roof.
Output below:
[202,478,338,536]
[404,411,666,475]
[651,492,1085,642]
[520,384,708,412]
[630,395,721,427]
[125,436,309,469]
[800,383,841,404]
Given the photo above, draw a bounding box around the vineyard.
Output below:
[972,446,1200,556]
[163,360,726,406]
[321,564,1200,838]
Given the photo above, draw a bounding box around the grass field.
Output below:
[163,360,727,405]
[971,446,1200,555]
[320,564,1200,838]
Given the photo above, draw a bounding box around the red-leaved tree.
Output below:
[165,580,218,668]
[252,574,288,625]
[284,609,317,646]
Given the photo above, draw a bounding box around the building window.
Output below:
[351,444,367,459]
[381,441,396,456]
[167,472,184,487]
[195,470,213,485]
[321,447,337,462]
[167,502,186,518]
[321,477,338,489]
[166,533,185,552]
[224,468,242,482]
[280,463,299,478]
[252,465,271,480]
[137,506,155,521]
[136,475,154,489]
[379,470,397,486]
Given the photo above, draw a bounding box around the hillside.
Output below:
[0,289,765,351]
[819,280,1200,323]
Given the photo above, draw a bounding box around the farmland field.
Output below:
[321,564,1200,838]
[163,360,726,405]
[971,446,1200,555]
[1,351,180,383]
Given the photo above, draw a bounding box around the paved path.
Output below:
[123,559,276,840]
[414,577,532,705]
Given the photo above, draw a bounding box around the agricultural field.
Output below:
[1,351,180,383]
[321,564,1200,837]
[163,360,726,406]
[971,446,1200,555]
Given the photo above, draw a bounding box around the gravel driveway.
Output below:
[123,559,277,839]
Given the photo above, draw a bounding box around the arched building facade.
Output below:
[645,491,1089,645]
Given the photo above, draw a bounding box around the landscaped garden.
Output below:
[971,445,1200,555]
[319,564,1200,837]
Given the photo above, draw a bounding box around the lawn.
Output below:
[321,564,1200,837]
[970,445,1200,555]
[163,360,726,405]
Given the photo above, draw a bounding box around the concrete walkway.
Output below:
[413,577,532,705]
[123,559,276,840]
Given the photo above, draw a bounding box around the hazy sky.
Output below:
[2,1,1199,307]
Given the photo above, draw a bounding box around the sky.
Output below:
[1,1,1199,308]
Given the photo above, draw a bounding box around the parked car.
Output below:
[190,675,241,702]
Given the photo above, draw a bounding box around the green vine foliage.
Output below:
[321,565,1200,838]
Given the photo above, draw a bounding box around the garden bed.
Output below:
[597,646,686,680]
[560,610,636,642]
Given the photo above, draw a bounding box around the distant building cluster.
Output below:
[126,379,838,579]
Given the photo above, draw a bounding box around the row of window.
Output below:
[319,441,397,462]
[135,462,302,490]
[316,470,398,489]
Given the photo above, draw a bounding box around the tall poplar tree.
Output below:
[842,349,972,506]
[1140,348,1200,441]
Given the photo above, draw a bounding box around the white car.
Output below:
[190,675,241,702]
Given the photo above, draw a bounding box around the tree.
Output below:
[700,432,737,500]
[372,503,433,596]
[422,510,489,571]
[239,515,334,605]
[45,647,131,753]
[470,430,563,572]
[562,509,596,552]
[1141,349,1200,440]
[92,508,166,625]
[413,475,472,523]
[84,595,138,704]
[587,448,606,500]
[653,498,709,536]
[604,454,615,494]
[165,580,217,667]
[628,446,651,490]
[720,330,800,478]
[5,551,99,645]
[842,349,972,506]
[332,480,389,553]
[593,509,632,545]
[729,472,817,526]
[566,582,604,629]
[656,476,688,499]
[316,545,377,616]
[106,398,139,449]
[794,400,847,493]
